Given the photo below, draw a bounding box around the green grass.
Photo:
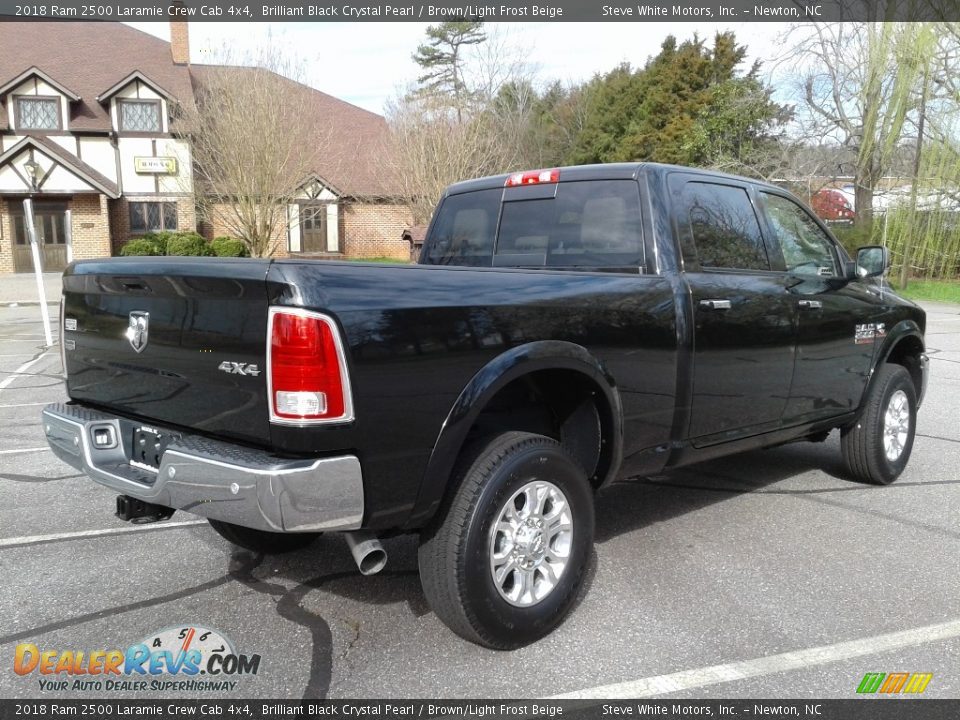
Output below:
[893,279,960,304]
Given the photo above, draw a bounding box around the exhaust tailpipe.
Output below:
[344,531,387,575]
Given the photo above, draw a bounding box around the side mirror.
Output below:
[855,246,890,278]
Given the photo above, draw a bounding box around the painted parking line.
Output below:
[552,618,960,699]
[0,520,209,549]
[0,447,48,455]
[0,401,51,408]
[0,352,50,392]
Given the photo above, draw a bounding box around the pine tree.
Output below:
[412,22,486,122]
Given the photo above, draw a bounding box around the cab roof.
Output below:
[443,162,782,197]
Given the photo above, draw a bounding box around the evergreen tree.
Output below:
[412,22,486,122]
[567,32,789,173]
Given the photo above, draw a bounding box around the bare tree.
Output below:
[184,45,334,257]
[387,26,535,224]
[386,94,524,223]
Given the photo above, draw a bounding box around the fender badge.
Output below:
[855,322,885,345]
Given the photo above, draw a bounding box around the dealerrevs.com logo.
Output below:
[14,626,261,693]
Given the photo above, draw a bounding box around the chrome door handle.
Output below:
[699,299,732,310]
[798,300,823,309]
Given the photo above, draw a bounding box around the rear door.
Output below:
[671,175,796,445]
[756,190,875,424]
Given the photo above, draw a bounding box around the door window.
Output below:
[11,204,66,244]
[680,182,769,271]
[761,193,839,276]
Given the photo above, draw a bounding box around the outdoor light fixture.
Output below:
[23,158,41,191]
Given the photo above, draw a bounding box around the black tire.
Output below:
[418,431,594,650]
[841,364,917,485]
[208,519,319,554]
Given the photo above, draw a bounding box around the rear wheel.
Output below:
[418,431,594,649]
[841,364,917,485]
[208,519,319,554]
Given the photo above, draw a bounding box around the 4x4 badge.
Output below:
[218,361,261,377]
[126,311,149,353]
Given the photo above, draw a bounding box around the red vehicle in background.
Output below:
[811,188,856,224]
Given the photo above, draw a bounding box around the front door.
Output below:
[11,200,69,272]
[672,176,797,445]
[756,190,875,424]
[300,204,328,253]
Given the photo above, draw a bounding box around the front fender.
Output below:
[405,340,623,528]
[859,318,926,412]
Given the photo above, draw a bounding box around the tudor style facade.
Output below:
[0,22,410,273]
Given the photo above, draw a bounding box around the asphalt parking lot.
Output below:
[1,295,959,700]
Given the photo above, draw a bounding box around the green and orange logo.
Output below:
[857,672,933,694]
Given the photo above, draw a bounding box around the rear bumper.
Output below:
[41,402,364,533]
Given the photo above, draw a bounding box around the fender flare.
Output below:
[858,318,925,412]
[406,340,623,528]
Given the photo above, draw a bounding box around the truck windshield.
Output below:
[422,181,644,269]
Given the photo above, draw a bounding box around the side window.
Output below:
[761,193,839,276]
[421,189,501,267]
[496,180,643,268]
[680,182,769,271]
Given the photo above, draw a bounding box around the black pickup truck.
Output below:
[43,163,928,649]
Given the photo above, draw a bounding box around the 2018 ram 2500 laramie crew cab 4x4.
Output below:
[43,163,927,648]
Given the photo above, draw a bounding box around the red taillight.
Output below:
[268,309,353,424]
[505,168,560,187]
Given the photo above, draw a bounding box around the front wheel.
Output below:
[841,364,917,485]
[418,431,594,649]
[208,519,319,554]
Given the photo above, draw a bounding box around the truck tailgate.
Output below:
[62,258,273,446]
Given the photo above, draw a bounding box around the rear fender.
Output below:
[406,341,623,528]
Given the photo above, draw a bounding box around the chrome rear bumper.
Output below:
[41,403,364,532]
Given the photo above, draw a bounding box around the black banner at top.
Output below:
[0,0,958,22]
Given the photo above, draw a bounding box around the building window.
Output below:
[16,97,60,130]
[118,100,162,132]
[130,202,177,233]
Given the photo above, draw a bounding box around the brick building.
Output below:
[0,22,411,273]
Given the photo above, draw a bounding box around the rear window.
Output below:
[422,180,643,269]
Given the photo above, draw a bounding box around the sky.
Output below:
[128,21,794,115]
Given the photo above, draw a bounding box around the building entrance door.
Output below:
[300,204,328,252]
[11,200,69,272]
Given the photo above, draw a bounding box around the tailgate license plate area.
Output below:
[131,426,177,472]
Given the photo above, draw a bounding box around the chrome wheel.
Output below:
[883,389,910,462]
[489,479,573,607]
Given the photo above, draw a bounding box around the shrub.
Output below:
[120,239,162,256]
[139,231,180,255]
[166,233,214,257]
[210,237,249,257]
